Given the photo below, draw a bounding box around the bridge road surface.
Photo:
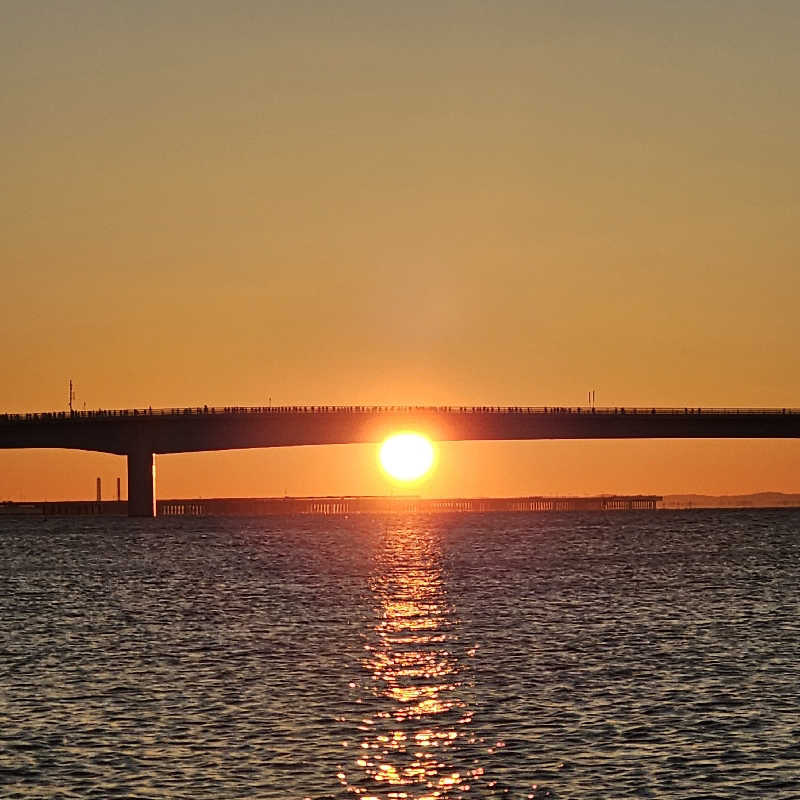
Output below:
[2,405,799,516]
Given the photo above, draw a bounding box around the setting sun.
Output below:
[379,432,436,482]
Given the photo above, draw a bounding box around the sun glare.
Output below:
[379,432,436,482]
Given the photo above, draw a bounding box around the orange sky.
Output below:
[2,2,800,501]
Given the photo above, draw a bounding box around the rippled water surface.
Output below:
[1,510,799,798]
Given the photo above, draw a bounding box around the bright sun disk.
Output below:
[379,432,435,481]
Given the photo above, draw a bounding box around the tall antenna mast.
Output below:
[69,379,75,413]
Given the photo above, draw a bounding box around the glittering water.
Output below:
[1,510,799,798]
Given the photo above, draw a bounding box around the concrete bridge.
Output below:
[2,404,799,516]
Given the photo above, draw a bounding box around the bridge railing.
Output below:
[1,405,799,424]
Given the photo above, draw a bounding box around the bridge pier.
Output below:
[127,448,156,517]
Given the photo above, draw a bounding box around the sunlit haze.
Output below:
[2,2,800,500]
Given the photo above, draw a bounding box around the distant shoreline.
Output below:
[661,492,800,509]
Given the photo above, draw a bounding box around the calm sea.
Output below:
[1,510,798,799]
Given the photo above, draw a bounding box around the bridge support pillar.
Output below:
[127,448,156,517]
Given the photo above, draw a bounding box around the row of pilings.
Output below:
[2,494,662,517]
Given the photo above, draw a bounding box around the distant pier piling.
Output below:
[5,494,663,517]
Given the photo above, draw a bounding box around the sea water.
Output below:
[1,510,798,798]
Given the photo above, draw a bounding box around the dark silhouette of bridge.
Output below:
[2,404,799,516]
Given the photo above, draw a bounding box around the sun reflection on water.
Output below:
[339,523,487,798]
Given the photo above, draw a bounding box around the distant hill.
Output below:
[662,492,800,509]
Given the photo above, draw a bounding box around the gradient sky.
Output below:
[3,1,799,500]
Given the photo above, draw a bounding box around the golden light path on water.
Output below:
[338,524,491,799]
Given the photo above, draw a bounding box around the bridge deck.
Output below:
[3,406,800,452]
[3,405,800,457]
